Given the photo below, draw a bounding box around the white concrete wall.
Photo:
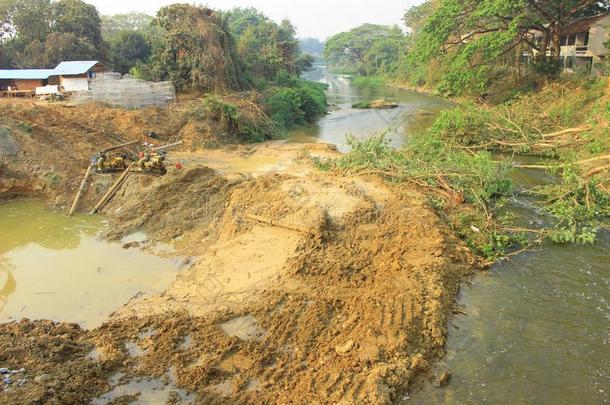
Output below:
[61,77,89,92]
[589,16,610,58]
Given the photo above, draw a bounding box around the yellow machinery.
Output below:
[133,151,167,174]
[69,140,183,216]
[94,153,129,173]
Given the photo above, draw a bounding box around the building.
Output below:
[52,61,112,92]
[0,61,111,94]
[0,69,55,92]
[533,14,610,72]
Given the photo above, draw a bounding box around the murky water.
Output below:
[295,68,610,403]
[0,200,178,329]
[288,65,452,152]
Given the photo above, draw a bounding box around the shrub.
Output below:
[198,94,280,142]
[263,80,327,129]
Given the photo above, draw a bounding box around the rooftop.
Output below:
[563,13,610,35]
[0,69,56,80]
[0,61,101,80]
[54,61,100,75]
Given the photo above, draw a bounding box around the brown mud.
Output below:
[0,100,477,404]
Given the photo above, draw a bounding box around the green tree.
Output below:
[146,4,248,92]
[108,30,150,74]
[43,32,97,66]
[0,0,105,67]
[325,24,406,75]
[223,7,307,82]
[0,0,52,43]
[53,0,104,51]
[101,12,155,39]
[404,0,610,95]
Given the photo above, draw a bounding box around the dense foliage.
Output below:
[223,7,314,84]
[0,0,105,67]
[135,5,248,92]
[263,80,327,128]
[402,0,610,96]
[324,24,407,76]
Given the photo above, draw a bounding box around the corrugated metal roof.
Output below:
[53,61,99,75]
[0,69,55,80]
[0,61,102,80]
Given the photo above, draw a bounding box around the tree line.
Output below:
[325,0,610,96]
[0,2,315,92]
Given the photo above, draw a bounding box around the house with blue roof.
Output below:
[0,61,111,95]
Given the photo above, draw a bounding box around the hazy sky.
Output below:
[86,0,424,40]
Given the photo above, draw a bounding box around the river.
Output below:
[291,66,610,404]
[287,65,452,151]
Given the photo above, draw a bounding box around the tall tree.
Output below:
[0,0,106,68]
[404,0,610,95]
[53,0,104,51]
[0,0,52,43]
[325,24,406,75]
[108,30,150,74]
[223,7,305,81]
[146,4,248,92]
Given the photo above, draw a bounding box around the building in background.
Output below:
[532,14,610,72]
[0,61,111,95]
[52,61,112,92]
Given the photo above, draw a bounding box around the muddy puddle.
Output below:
[92,369,194,405]
[0,200,178,329]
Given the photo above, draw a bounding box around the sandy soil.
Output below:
[0,101,477,404]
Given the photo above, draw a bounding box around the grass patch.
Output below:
[351,76,386,88]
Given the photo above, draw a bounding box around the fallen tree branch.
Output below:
[577,155,610,166]
[541,125,593,139]
[513,164,548,169]
[585,163,610,178]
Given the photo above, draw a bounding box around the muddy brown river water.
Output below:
[0,200,178,329]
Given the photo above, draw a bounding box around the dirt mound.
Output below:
[94,169,474,403]
[0,320,116,404]
[103,167,233,241]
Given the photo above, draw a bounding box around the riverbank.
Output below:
[0,99,477,403]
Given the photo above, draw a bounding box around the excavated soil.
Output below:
[0,101,477,404]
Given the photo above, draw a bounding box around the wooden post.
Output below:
[68,165,93,216]
[100,140,139,154]
[89,165,133,214]
[151,140,183,152]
